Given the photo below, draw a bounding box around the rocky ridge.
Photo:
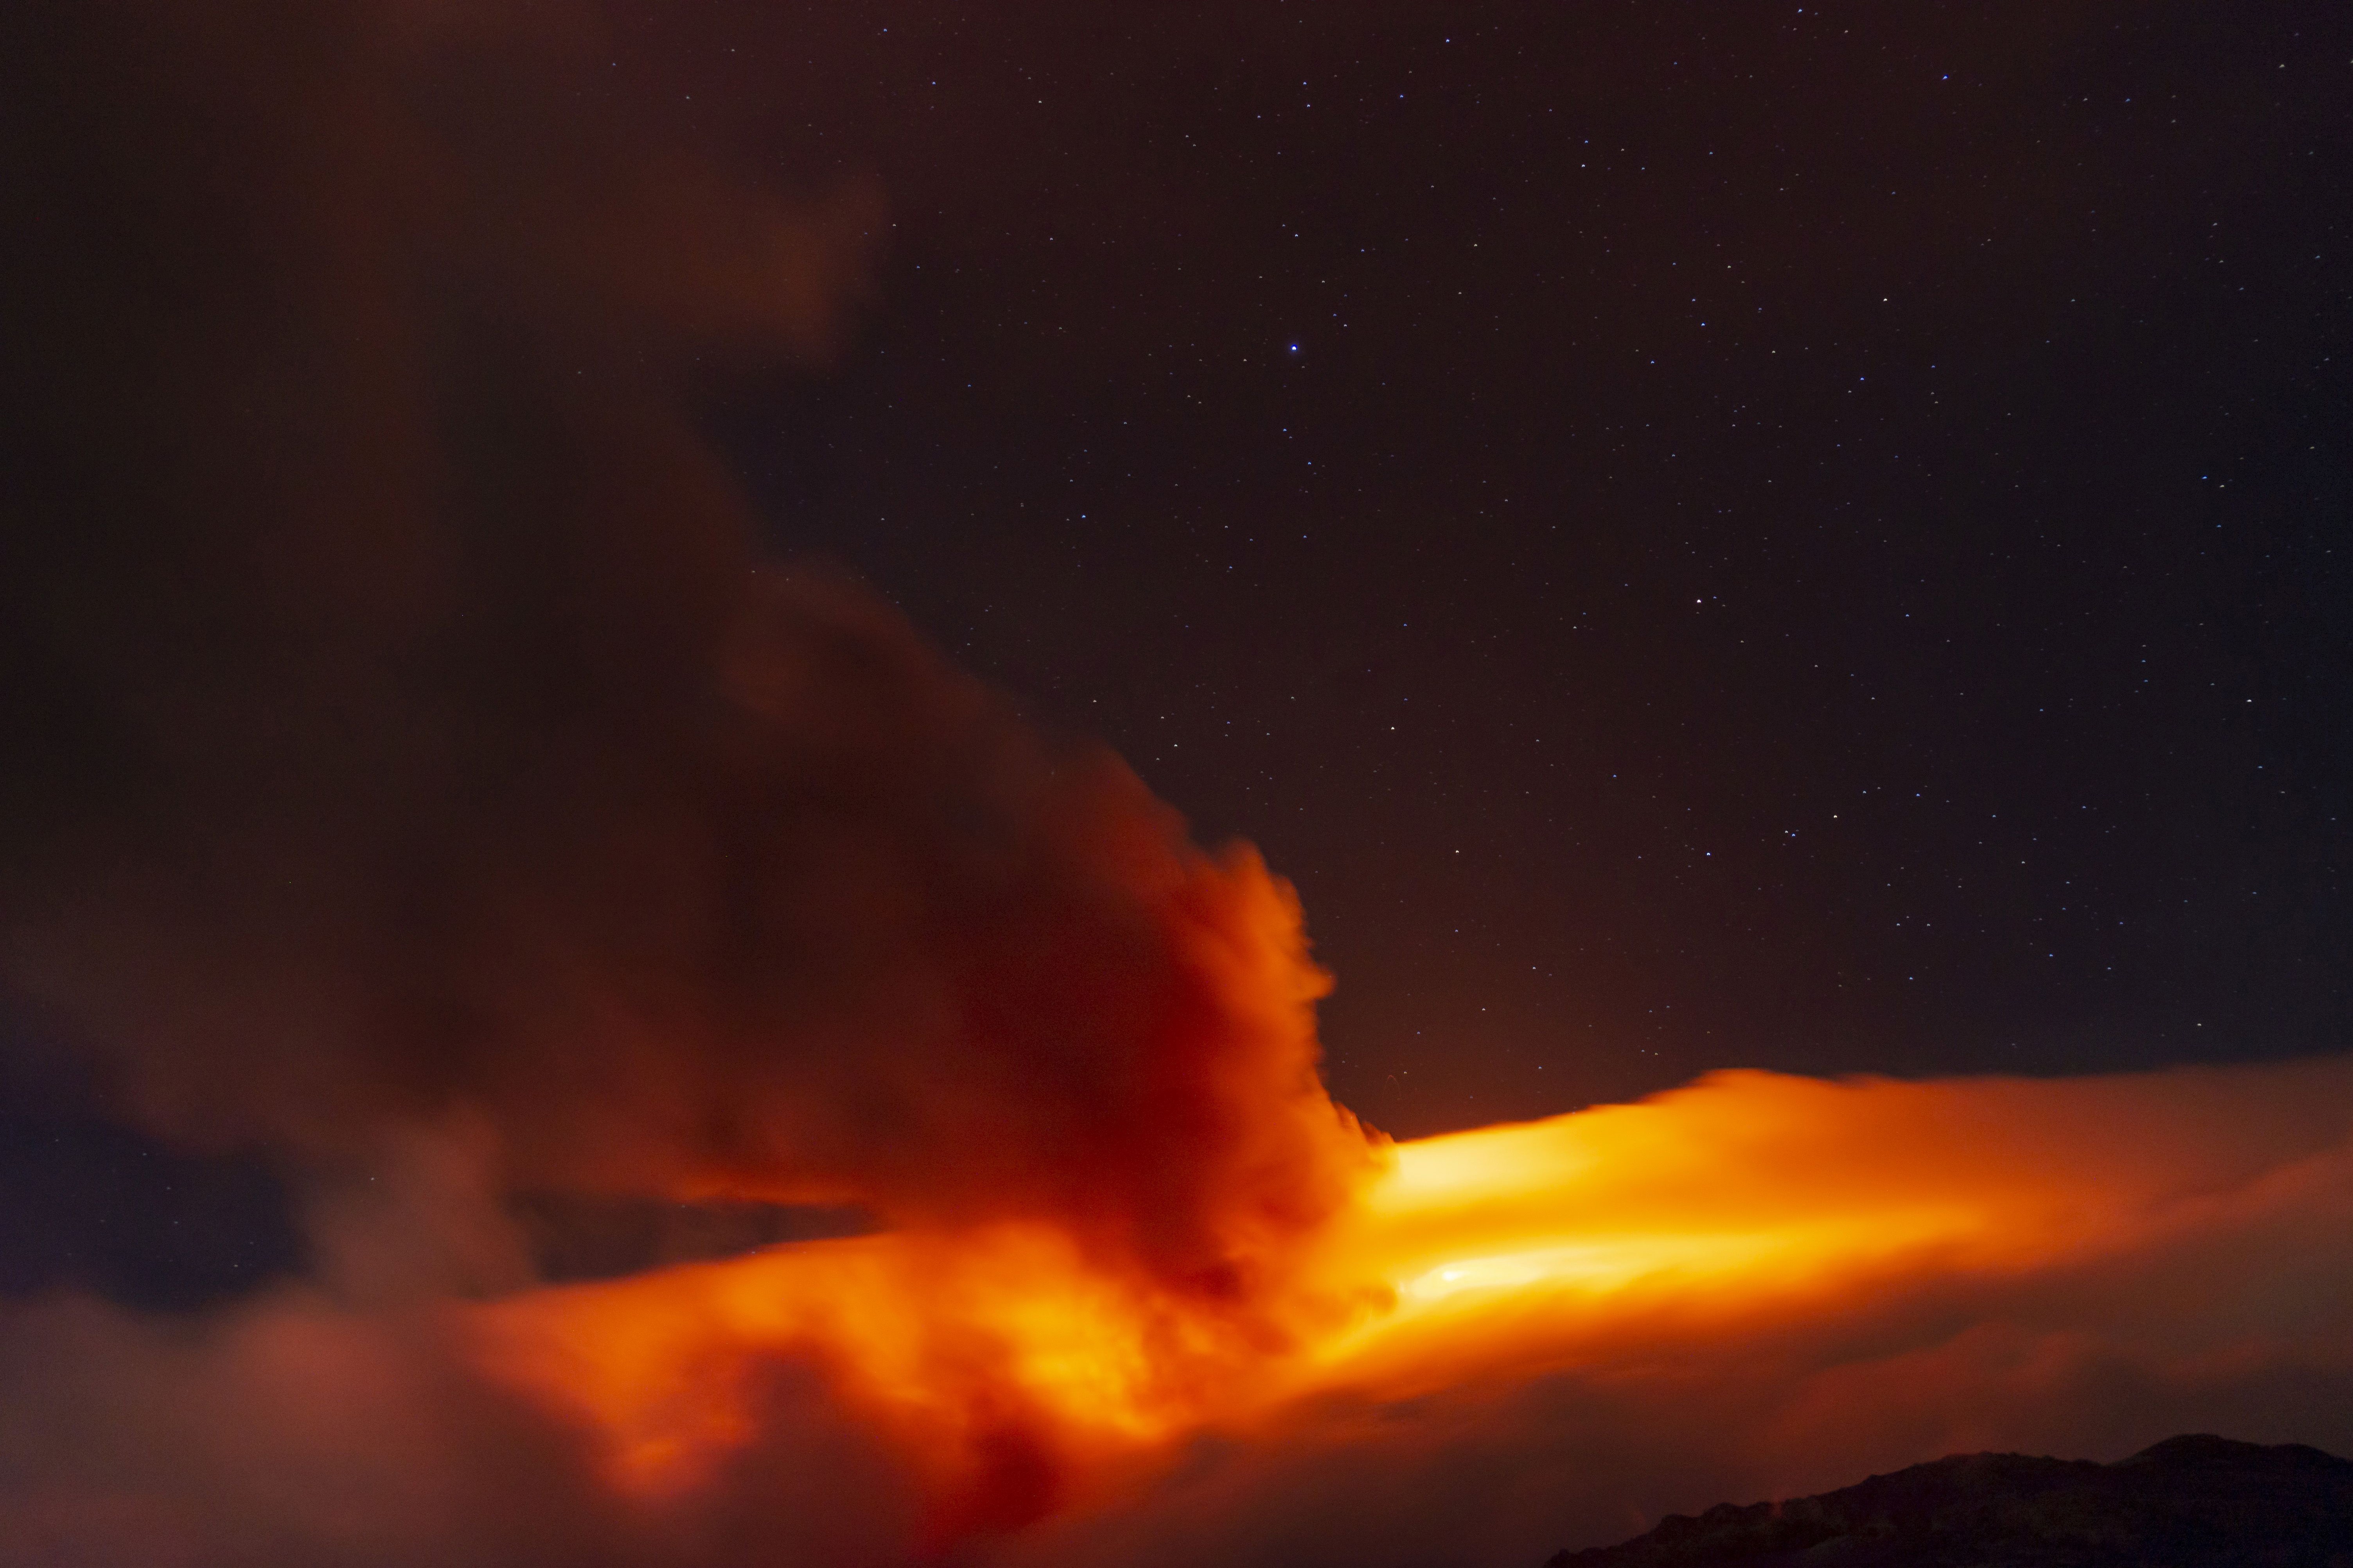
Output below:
[1547,1434,2353,1568]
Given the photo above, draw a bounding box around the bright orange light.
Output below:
[471,1216,1340,1540]
[465,1058,2353,1551]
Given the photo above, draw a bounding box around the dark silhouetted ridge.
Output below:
[1547,1435,2353,1568]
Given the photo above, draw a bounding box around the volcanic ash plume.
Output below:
[4,5,2353,1568]
[0,4,1370,1553]
[0,0,1370,1279]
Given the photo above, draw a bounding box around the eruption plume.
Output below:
[3,5,2351,1568]
[0,0,1369,1292]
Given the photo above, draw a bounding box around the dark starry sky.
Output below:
[4,0,2350,1306]
[695,0,2352,1133]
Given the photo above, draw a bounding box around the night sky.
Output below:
[4,0,2350,1305]
[691,0,2353,1132]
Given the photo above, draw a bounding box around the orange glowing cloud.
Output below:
[7,979,2352,1567]
[419,1055,2353,1566]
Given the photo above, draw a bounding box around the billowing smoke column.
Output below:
[5,6,2353,1568]
[0,4,1372,1551]
[0,0,1369,1290]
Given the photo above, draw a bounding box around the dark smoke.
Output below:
[0,11,1372,1555]
[0,0,1366,1297]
